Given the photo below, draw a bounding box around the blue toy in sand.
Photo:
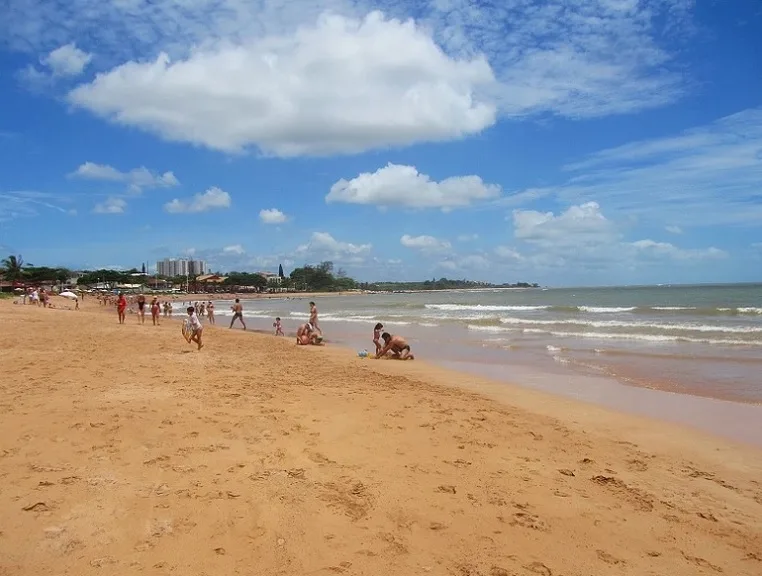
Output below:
[358,350,368,358]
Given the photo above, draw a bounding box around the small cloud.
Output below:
[665,225,683,234]
[71,162,179,193]
[294,232,371,264]
[93,197,126,214]
[42,43,92,77]
[400,234,451,252]
[259,208,288,224]
[164,187,231,214]
[327,163,501,209]
[223,244,245,255]
[457,233,479,242]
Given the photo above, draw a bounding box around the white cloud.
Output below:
[42,43,92,77]
[629,240,727,261]
[294,231,371,264]
[438,254,491,272]
[259,208,288,224]
[494,246,523,261]
[67,12,496,156]
[223,244,245,255]
[7,1,692,127]
[527,108,762,226]
[327,163,501,209]
[164,187,231,214]
[71,162,179,193]
[512,201,619,247]
[665,225,683,234]
[400,234,451,252]
[457,233,479,242]
[93,197,126,214]
[0,190,72,221]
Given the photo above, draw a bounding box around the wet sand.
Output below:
[1,299,761,576]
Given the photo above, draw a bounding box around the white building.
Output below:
[157,258,207,277]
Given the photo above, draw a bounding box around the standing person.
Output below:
[372,322,384,354]
[273,317,284,336]
[186,306,204,350]
[137,293,146,324]
[150,297,161,326]
[207,301,215,324]
[117,292,127,324]
[229,298,247,330]
[309,301,322,336]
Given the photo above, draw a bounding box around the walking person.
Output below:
[229,298,247,330]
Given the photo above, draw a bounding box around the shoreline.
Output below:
[2,300,762,574]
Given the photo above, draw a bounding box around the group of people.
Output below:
[111,293,414,359]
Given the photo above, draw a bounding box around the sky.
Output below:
[0,0,761,286]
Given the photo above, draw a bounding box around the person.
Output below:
[273,317,284,336]
[137,293,146,324]
[229,298,246,330]
[150,297,161,326]
[117,292,127,324]
[207,301,215,324]
[376,332,414,360]
[309,301,322,336]
[372,322,384,354]
[295,322,320,345]
[187,306,204,350]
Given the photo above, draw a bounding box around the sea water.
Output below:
[211,284,762,404]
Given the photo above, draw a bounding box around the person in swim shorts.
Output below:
[376,332,414,360]
[229,298,246,330]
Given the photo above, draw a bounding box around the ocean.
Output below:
[208,283,762,405]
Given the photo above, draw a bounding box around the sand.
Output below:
[1,298,761,576]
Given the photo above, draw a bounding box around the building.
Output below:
[257,272,282,285]
[156,258,207,278]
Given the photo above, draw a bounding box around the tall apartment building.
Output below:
[156,258,207,277]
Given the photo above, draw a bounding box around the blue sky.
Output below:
[1,0,761,286]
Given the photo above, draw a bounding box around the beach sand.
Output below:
[1,299,761,576]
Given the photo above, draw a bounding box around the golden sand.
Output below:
[1,298,761,575]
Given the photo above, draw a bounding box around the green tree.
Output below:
[0,255,27,282]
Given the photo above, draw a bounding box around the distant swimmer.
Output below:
[376,332,414,360]
[296,322,321,345]
[309,301,322,336]
[229,298,247,330]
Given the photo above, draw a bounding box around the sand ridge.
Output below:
[1,300,761,575]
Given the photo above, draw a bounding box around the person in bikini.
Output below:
[137,293,146,324]
[117,292,127,324]
[229,298,246,330]
[207,301,215,324]
[150,297,161,325]
[273,317,284,336]
[309,301,322,336]
[376,332,414,360]
[372,322,384,354]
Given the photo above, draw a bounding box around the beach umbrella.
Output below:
[59,291,79,300]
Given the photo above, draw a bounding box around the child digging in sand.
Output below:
[187,306,204,350]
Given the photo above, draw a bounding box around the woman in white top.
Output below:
[187,306,204,350]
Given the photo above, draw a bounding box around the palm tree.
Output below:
[0,255,26,283]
